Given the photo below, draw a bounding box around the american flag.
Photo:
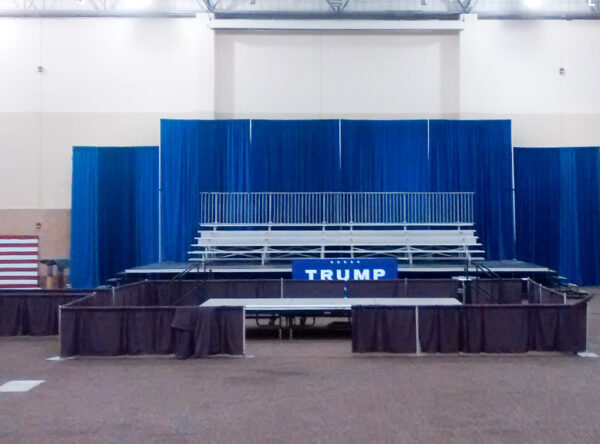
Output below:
[0,236,39,289]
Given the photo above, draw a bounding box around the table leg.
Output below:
[278,315,282,341]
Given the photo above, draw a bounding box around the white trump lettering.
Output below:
[353,269,370,280]
[336,269,350,281]
[305,269,317,280]
[320,270,333,280]
[373,269,385,280]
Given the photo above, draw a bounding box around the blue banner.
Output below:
[292,258,397,281]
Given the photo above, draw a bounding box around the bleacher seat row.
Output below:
[189,228,485,264]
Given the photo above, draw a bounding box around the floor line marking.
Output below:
[0,380,45,392]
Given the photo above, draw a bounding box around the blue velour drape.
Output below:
[160,118,515,262]
[428,120,515,260]
[249,120,341,191]
[340,120,429,191]
[160,120,250,261]
[70,146,159,288]
[515,147,600,285]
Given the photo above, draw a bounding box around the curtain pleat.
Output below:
[428,120,515,260]
[515,147,600,285]
[70,146,159,288]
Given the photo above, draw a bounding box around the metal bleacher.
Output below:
[189,192,485,265]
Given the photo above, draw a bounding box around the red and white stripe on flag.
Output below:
[0,236,39,289]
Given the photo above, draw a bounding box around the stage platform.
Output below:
[124,260,555,282]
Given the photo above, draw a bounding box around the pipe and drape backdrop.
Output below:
[160,119,515,262]
[71,120,516,287]
[515,147,600,285]
[70,147,159,288]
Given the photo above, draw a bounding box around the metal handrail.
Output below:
[199,192,475,227]
[469,261,502,304]
[473,261,502,280]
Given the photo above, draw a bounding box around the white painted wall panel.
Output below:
[0,19,41,112]
[319,32,459,116]
[40,18,209,113]
[0,17,599,210]
[215,31,322,116]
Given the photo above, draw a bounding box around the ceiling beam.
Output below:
[457,0,475,13]
[198,0,212,13]
[207,18,466,31]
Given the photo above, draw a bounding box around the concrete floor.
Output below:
[1,293,600,444]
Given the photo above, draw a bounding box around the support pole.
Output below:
[578,300,598,358]
[415,306,421,356]
[242,307,246,356]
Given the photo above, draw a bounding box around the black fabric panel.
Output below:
[163,281,205,306]
[346,280,406,298]
[466,279,526,304]
[146,281,202,306]
[525,282,565,305]
[127,310,157,355]
[59,309,78,357]
[220,308,245,355]
[0,294,92,336]
[0,297,23,336]
[460,306,484,353]
[67,292,109,307]
[466,281,499,304]
[527,282,538,304]
[189,309,222,358]
[205,280,280,300]
[347,298,587,355]
[528,303,586,353]
[351,306,379,353]
[540,288,565,304]
[352,306,416,353]
[407,280,459,299]
[481,307,529,353]
[172,292,201,306]
[462,306,530,353]
[60,308,176,356]
[172,307,244,359]
[529,307,560,351]
[77,310,127,356]
[114,282,148,306]
[283,280,345,298]
[382,308,415,353]
[418,307,461,353]
[501,280,526,304]
[556,302,587,352]
[24,297,57,335]
[154,310,177,354]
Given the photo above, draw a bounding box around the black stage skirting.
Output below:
[0,279,582,358]
[0,290,94,336]
[352,301,588,354]
[172,307,244,359]
[96,278,560,306]
[59,304,244,359]
[59,285,245,358]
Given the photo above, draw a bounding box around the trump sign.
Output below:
[292,258,397,281]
